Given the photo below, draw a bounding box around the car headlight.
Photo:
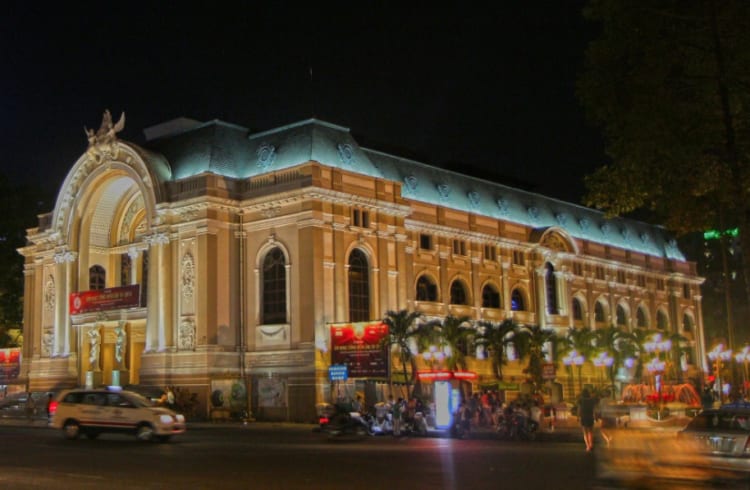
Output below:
[159,414,175,424]
[175,414,185,423]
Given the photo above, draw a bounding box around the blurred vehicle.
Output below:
[50,386,185,442]
[0,391,53,419]
[676,405,750,477]
[321,405,371,440]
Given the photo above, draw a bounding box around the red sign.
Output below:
[330,322,389,378]
[417,370,478,382]
[69,285,141,315]
[0,347,21,382]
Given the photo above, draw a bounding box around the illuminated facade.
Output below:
[19,114,705,421]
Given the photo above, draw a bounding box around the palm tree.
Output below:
[432,315,473,371]
[475,319,519,380]
[381,309,425,397]
[564,326,596,395]
[515,325,556,391]
[594,325,627,398]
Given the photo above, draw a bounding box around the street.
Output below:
[0,423,597,490]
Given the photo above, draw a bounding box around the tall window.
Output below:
[141,252,149,306]
[545,263,558,314]
[120,253,131,286]
[348,249,370,322]
[511,288,525,311]
[416,275,438,302]
[450,280,468,305]
[637,307,648,328]
[481,284,500,308]
[682,313,694,333]
[572,298,583,321]
[595,301,606,323]
[89,265,105,291]
[657,310,669,330]
[616,305,627,327]
[262,247,287,324]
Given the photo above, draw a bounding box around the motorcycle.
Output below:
[496,410,537,441]
[323,410,371,440]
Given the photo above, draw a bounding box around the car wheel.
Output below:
[63,421,80,440]
[136,424,154,442]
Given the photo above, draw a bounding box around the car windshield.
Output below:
[687,411,750,432]
[122,391,156,408]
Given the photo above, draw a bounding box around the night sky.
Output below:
[1,2,604,204]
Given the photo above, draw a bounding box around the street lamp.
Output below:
[708,344,732,404]
[645,356,667,419]
[734,345,750,400]
[422,345,450,371]
[593,351,614,396]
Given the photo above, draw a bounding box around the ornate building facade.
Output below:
[19,112,705,421]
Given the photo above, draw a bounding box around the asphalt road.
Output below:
[0,423,597,490]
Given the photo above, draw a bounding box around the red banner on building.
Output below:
[69,285,141,315]
[330,322,389,378]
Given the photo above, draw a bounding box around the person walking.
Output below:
[25,392,36,422]
[578,388,597,452]
[392,397,403,437]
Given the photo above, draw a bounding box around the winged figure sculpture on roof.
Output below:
[84,109,125,162]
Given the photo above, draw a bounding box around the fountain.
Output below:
[620,383,701,422]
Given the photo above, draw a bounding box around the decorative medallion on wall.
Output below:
[496,197,509,216]
[337,143,355,165]
[542,233,568,252]
[437,183,451,201]
[666,239,679,255]
[178,319,196,351]
[600,222,611,236]
[640,232,650,243]
[467,191,481,210]
[621,227,632,243]
[527,206,540,223]
[44,277,55,312]
[579,217,591,231]
[256,143,277,169]
[181,253,195,301]
[555,213,568,227]
[403,175,418,195]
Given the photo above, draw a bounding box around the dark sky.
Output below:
[0,2,604,204]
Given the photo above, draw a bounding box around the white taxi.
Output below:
[49,387,186,442]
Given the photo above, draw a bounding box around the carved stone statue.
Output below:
[84,109,125,162]
[88,327,101,370]
[114,322,127,365]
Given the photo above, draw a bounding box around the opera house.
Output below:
[18,111,705,421]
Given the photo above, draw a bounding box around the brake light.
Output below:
[49,401,58,415]
[319,416,329,425]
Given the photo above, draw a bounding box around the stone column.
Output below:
[145,233,170,352]
[535,266,547,327]
[53,250,76,356]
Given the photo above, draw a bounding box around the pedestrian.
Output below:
[578,388,597,452]
[352,395,363,413]
[25,392,36,422]
[392,397,403,437]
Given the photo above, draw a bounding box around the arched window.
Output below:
[348,249,370,322]
[595,301,606,323]
[481,284,500,308]
[616,305,627,327]
[262,247,287,324]
[120,253,131,286]
[450,280,468,305]
[511,288,525,311]
[89,265,105,291]
[545,263,558,314]
[416,275,438,302]
[637,307,648,328]
[657,310,669,330]
[572,297,583,321]
[682,313,694,333]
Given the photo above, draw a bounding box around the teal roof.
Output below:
[142,118,684,261]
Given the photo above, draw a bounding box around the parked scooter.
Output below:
[323,407,371,440]
[496,409,537,441]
